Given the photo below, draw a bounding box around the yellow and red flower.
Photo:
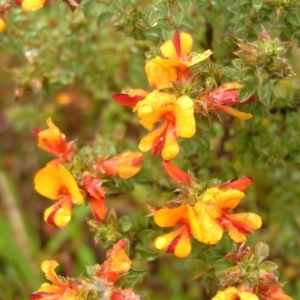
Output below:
[134,91,195,160]
[258,284,293,300]
[153,203,201,258]
[98,240,131,284]
[34,118,73,160]
[193,177,262,244]
[29,260,83,300]
[162,160,190,184]
[211,286,259,300]
[34,164,84,228]
[145,31,213,90]
[82,175,106,222]
[112,89,149,107]
[197,82,256,120]
[95,151,143,179]
[15,0,49,12]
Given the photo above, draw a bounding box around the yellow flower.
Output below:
[35,118,70,157]
[29,260,82,300]
[193,179,262,244]
[153,203,201,258]
[96,151,143,179]
[34,164,84,227]
[134,91,195,160]
[145,31,212,90]
[212,286,259,300]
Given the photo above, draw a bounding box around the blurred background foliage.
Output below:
[1,0,300,299]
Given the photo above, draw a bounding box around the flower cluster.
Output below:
[153,161,261,258]
[34,118,143,227]
[113,31,256,160]
[29,240,141,300]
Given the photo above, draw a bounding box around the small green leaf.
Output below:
[97,11,113,28]
[181,17,196,29]
[239,83,257,102]
[252,0,263,12]
[178,0,192,14]
[173,11,185,25]
[153,0,164,5]
[232,59,245,71]
[148,10,165,26]
[286,12,300,27]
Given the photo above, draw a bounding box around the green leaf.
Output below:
[257,83,274,106]
[173,11,185,25]
[162,29,175,41]
[239,83,257,102]
[286,12,300,27]
[153,0,164,5]
[232,59,245,71]
[97,11,113,28]
[252,0,263,12]
[181,16,196,29]
[148,10,166,26]
[118,268,148,288]
[178,0,193,14]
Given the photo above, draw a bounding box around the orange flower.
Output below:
[258,284,293,300]
[197,82,256,120]
[34,164,84,227]
[111,289,141,300]
[29,260,82,300]
[15,0,49,12]
[212,286,259,300]
[98,240,131,284]
[134,91,195,160]
[95,151,143,179]
[145,31,212,90]
[35,118,71,158]
[153,203,201,258]
[82,175,107,222]
[193,178,262,244]
[112,89,149,107]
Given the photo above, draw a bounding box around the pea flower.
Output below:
[29,260,83,300]
[34,118,73,160]
[34,164,84,227]
[111,288,141,300]
[82,175,107,222]
[197,82,256,120]
[15,0,49,12]
[95,151,143,179]
[98,240,131,284]
[134,91,195,160]
[258,284,293,300]
[162,160,190,184]
[211,286,259,300]
[153,203,201,258]
[193,178,262,244]
[145,31,213,90]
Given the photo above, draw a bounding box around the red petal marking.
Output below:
[112,94,144,107]
[15,0,22,6]
[131,156,143,166]
[162,160,189,184]
[219,177,253,191]
[45,205,61,226]
[223,214,254,234]
[172,30,181,58]
[211,90,240,105]
[151,123,169,156]
[29,292,56,299]
[166,230,183,254]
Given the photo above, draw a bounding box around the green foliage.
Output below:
[1,0,300,299]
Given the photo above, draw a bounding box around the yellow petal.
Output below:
[34,164,84,204]
[0,17,7,34]
[154,204,188,227]
[41,260,60,285]
[175,95,196,138]
[212,287,259,300]
[179,33,193,57]
[22,0,45,11]
[145,59,177,90]
[174,226,192,258]
[201,187,245,212]
[160,40,178,59]
[219,106,253,120]
[186,204,201,241]
[110,250,131,273]
[193,201,223,244]
[162,132,180,160]
[187,49,213,67]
